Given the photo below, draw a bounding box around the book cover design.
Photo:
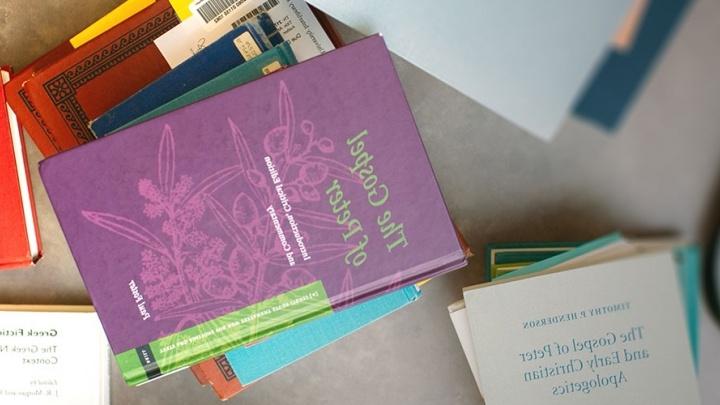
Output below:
[463,252,700,404]
[5,0,156,156]
[23,0,179,154]
[40,35,464,385]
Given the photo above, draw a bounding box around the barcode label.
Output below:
[194,0,248,23]
[231,0,280,28]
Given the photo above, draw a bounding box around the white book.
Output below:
[0,306,110,405]
[461,251,699,404]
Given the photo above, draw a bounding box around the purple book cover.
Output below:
[40,35,465,385]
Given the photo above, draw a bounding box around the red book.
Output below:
[21,0,179,156]
[4,43,75,157]
[0,67,42,269]
[190,356,244,401]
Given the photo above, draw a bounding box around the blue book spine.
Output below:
[226,285,421,384]
[90,23,270,137]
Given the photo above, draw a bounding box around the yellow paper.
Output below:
[169,0,194,20]
[69,0,156,48]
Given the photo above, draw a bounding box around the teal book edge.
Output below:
[485,241,583,280]
[226,285,421,384]
[118,41,298,132]
[675,245,700,369]
[492,233,700,370]
[494,232,624,282]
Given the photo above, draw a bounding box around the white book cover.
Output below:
[0,308,110,405]
[307,0,631,140]
[462,251,699,404]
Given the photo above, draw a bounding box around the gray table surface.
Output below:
[1,1,719,404]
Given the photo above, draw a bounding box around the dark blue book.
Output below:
[90,19,275,137]
[573,0,694,131]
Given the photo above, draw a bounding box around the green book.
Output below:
[119,41,297,131]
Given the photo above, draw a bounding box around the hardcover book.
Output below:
[40,35,466,386]
[20,0,180,155]
[90,19,275,137]
[0,69,41,269]
[0,305,109,405]
[117,41,297,134]
[461,237,700,404]
[195,285,420,400]
[3,0,156,157]
[307,0,632,140]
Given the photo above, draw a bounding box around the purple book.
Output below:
[40,35,466,386]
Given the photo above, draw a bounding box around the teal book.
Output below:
[227,285,421,384]
[118,41,297,132]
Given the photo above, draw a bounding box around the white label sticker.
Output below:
[155,0,334,68]
[261,60,283,75]
[233,31,263,60]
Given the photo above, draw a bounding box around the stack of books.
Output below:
[2,0,469,400]
[451,233,702,404]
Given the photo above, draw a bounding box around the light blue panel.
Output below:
[308,0,631,139]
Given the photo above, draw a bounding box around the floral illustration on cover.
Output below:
[82,81,358,332]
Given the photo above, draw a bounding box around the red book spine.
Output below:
[0,67,41,269]
[5,43,74,157]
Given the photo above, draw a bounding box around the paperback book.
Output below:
[0,305,109,405]
[40,35,466,386]
[455,235,700,404]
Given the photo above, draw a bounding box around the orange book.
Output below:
[0,67,41,269]
[612,0,649,51]
[190,356,244,401]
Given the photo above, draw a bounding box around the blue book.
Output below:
[573,0,694,131]
[90,20,273,137]
[226,285,421,385]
